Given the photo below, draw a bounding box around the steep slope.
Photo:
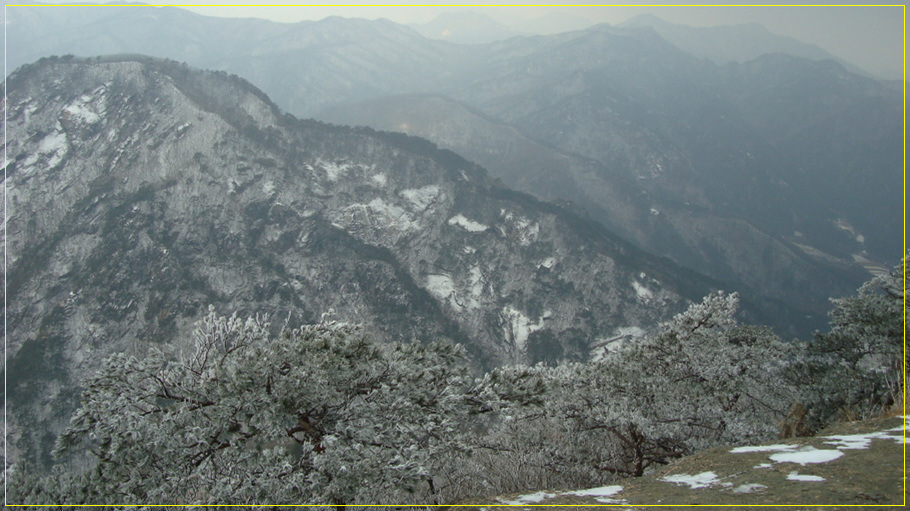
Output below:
[318,93,850,337]
[4,56,713,469]
[6,6,898,337]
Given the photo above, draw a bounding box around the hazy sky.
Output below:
[10,2,906,79]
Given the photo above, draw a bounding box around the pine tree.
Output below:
[801,254,908,422]
[45,308,476,506]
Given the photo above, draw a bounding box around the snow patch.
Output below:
[499,491,555,505]
[363,198,417,232]
[660,471,719,489]
[318,160,354,181]
[501,211,539,245]
[501,307,547,351]
[399,185,440,211]
[564,485,624,503]
[787,472,825,482]
[448,214,487,232]
[27,126,70,170]
[730,444,798,454]
[337,199,419,237]
[63,102,101,125]
[371,173,387,186]
[823,432,895,450]
[426,274,456,304]
[731,483,767,494]
[261,180,276,196]
[538,257,556,269]
[632,280,654,301]
[768,447,843,465]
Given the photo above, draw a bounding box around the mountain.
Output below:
[4,56,721,469]
[318,23,897,335]
[620,14,872,77]
[6,4,900,343]
[409,12,522,44]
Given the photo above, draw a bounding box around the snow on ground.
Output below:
[632,280,654,301]
[336,199,419,236]
[787,472,825,482]
[732,483,767,494]
[733,417,906,468]
[501,307,548,351]
[371,173,387,186]
[538,256,556,269]
[768,447,843,465]
[261,180,275,196]
[660,471,720,489]
[426,274,457,307]
[21,125,70,172]
[399,185,440,211]
[822,431,905,449]
[501,486,625,505]
[494,417,906,506]
[318,159,355,181]
[448,214,488,232]
[563,485,625,503]
[730,444,799,454]
[63,102,101,125]
[498,491,556,505]
[500,211,539,246]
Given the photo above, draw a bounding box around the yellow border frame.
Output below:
[2,2,907,508]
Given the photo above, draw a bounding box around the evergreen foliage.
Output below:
[795,255,907,426]
[21,308,476,506]
[477,292,797,482]
[6,257,906,506]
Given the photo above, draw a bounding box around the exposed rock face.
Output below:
[5,56,716,469]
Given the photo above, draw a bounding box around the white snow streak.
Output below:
[448,214,487,232]
[399,185,440,211]
[499,491,555,505]
[732,483,767,494]
[501,307,548,351]
[426,274,456,303]
[730,444,798,454]
[787,472,825,482]
[632,280,654,300]
[768,447,843,465]
[660,471,720,489]
[564,485,624,503]
[538,257,556,269]
[64,103,101,124]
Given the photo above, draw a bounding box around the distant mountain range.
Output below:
[6,5,901,336]
[619,14,873,77]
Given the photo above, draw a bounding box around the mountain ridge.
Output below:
[5,55,726,469]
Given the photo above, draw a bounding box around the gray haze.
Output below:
[7,2,904,80]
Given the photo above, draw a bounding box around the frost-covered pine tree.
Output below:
[480,292,798,481]
[799,254,908,422]
[47,308,476,507]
